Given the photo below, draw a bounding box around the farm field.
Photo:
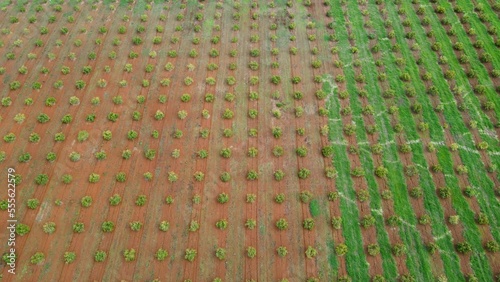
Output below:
[0,0,499,281]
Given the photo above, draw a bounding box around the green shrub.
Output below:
[392,243,407,256]
[115,172,126,183]
[145,149,156,160]
[94,251,107,262]
[216,148,233,160]
[35,174,49,185]
[123,249,136,261]
[61,174,73,184]
[214,247,227,260]
[367,244,380,256]
[217,193,229,204]
[81,196,93,207]
[63,252,76,264]
[298,168,311,179]
[247,246,257,258]
[129,221,142,231]
[185,249,197,262]
[303,218,315,230]
[42,221,56,234]
[30,252,45,264]
[46,152,57,163]
[88,173,100,183]
[220,172,231,182]
[54,132,66,142]
[109,194,122,206]
[215,219,228,230]
[335,243,348,256]
[277,246,288,257]
[245,219,257,229]
[296,146,307,157]
[455,242,472,254]
[305,246,317,258]
[274,170,285,181]
[276,218,288,230]
[101,221,115,233]
[159,221,170,231]
[16,223,30,236]
[72,222,84,233]
[27,199,40,209]
[193,171,204,181]
[135,195,147,206]
[155,249,168,261]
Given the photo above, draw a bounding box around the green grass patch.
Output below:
[309,199,320,217]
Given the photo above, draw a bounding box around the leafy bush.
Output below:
[247,246,257,258]
[69,152,80,162]
[115,172,126,183]
[274,194,285,204]
[29,133,41,143]
[360,215,376,228]
[129,221,143,231]
[42,222,56,234]
[159,221,170,232]
[247,170,258,180]
[296,146,308,157]
[35,174,49,185]
[276,218,288,230]
[274,170,285,181]
[437,186,452,199]
[219,172,231,182]
[217,193,229,204]
[303,218,315,230]
[392,243,407,256]
[193,171,204,182]
[245,219,257,229]
[27,199,40,209]
[246,194,257,203]
[88,173,100,183]
[356,189,370,202]
[94,151,106,160]
[16,223,30,236]
[101,221,115,233]
[215,248,226,260]
[298,168,311,179]
[367,244,380,256]
[185,249,197,262]
[387,215,401,227]
[30,252,45,264]
[374,166,388,178]
[94,251,107,262]
[123,249,136,261]
[220,148,232,159]
[144,149,156,160]
[409,187,423,198]
[277,246,288,257]
[81,196,92,207]
[215,219,228,230]
[135,195,147,206]
[37,113,50,123]
[455,242,472,254]
[335,243,348,256]
[63,252,76,264]
[485,240,500,253]
[305,246,317,258]
[72,222,84,233]
[155,248,168,261]
[476,212,489,225]
[418,214,431,225]
[77,131,89,142]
